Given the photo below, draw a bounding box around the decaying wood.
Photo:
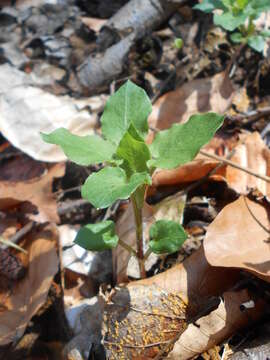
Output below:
[77,0,187,92]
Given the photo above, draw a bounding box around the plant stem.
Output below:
[131,192,146,279]
[118,239,137,257]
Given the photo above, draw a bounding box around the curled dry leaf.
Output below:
[102,284,187,359]
[0,223,58,346]
[0,163,65,223]
[168,289,266,360]
[148,71,234,130]
[204,195,270,282]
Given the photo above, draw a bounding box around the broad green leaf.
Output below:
[101,80,152,145]
[214,11,247,31]
[148,113,224,170]
[81,167,152,208]
[260,29,270,38]
[248,35,265,52]
[250,0,270,12]
[236,0,249,10]
[116,125,151,176]
[230,32,245,43]
[149,220,187,254]
[193,0,226,12]
[41,128,116,166]
[74,221,118,251]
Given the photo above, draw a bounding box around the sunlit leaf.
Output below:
[214,12,247,31]
[81,167,152,209]
[74,221,118,251]
[116,125,151,176]
[248,35,265,52]
[149,220,187,254]
[149,112,224,170]
[41,128,116,166]
[101,80,152,145]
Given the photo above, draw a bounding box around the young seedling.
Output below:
[194,0,270,53]
[42,80,224,278]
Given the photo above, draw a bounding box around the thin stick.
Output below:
[199,149,270,183]
[103,339,171,349]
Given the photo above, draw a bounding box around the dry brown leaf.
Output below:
[204,195,270,282]
[222,132,270,196]
[0,163,65,223]
[149,71,234,130]
[167,289,266,359]
[0,223,59,346]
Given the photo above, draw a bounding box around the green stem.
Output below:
[118,239,137,257]
[131,190,146,279]
[143,247,152,262]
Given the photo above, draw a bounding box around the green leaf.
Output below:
[236,0,249,10]
[193,0,226,12]
[174,38,183,49]
[214,11,247,31]
[81,167,152,208]
[101,80,152,145]
[116,125,151,176]
[41,128,116,166]
[74,221,118,251]
[148,112,224,170]
[230,31,245,43]
[248,35,265,52]
[260,29,270,38]
[149,220,187,254]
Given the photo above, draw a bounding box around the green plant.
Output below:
[42,80,224,278]
[194,0,270,53]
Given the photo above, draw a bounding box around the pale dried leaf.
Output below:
[168,290,265,359]
[204,195,270,281]
[0,64,107,162]
[0,223,58,345]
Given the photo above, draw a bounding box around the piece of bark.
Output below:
[77,0,187,92]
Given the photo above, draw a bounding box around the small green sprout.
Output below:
[174,38,184,50]
[194,0,270,53]
[42,80,224,278]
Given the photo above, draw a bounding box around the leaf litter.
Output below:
[1,0,270,359]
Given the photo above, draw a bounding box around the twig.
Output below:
[227,106,270,127]
[199,149,270,183]
[103,339,171,349]
[243,196,270,235]
[9,221,35,245]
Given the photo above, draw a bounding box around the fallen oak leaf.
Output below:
[204,195,270,282]
[0,223,58,346]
